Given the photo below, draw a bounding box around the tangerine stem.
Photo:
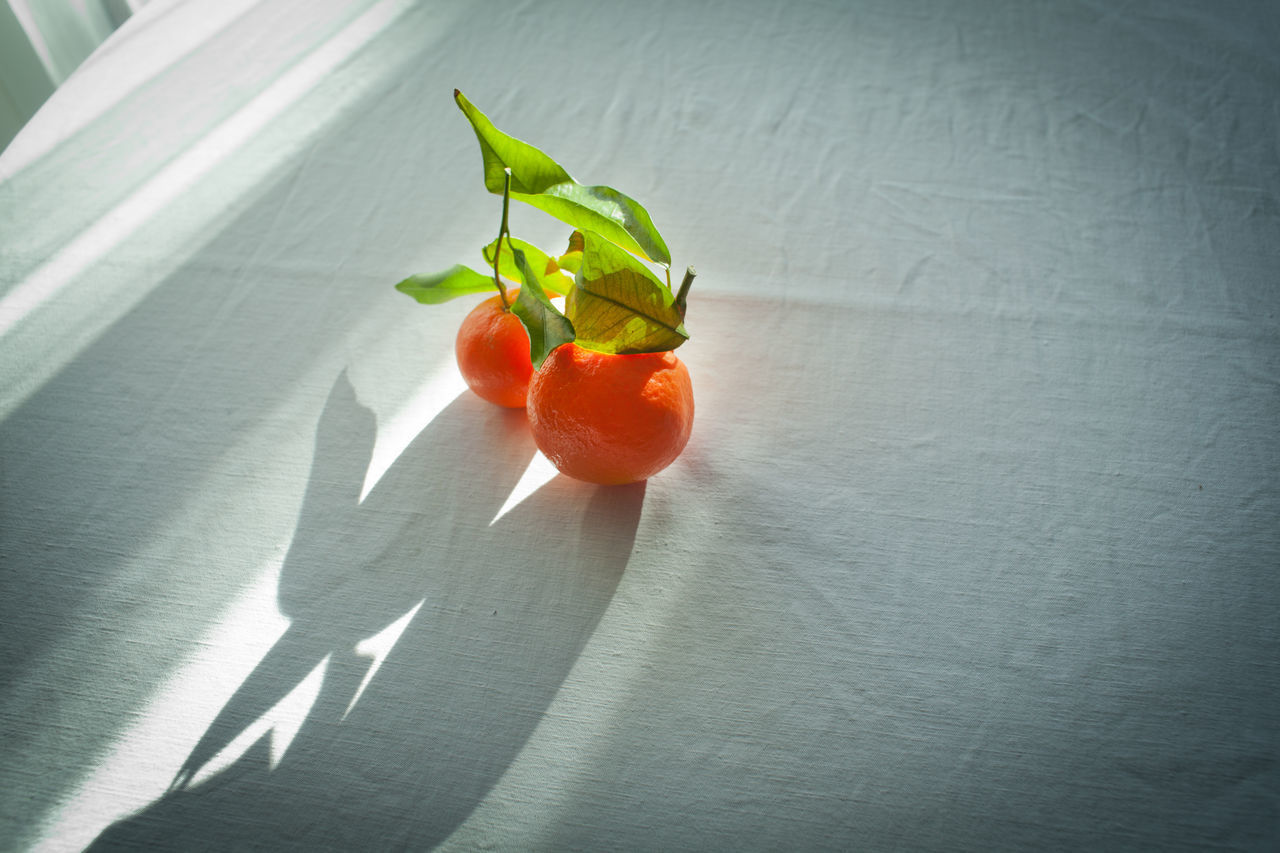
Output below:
[675,265,696,317]
[493,167,513,310]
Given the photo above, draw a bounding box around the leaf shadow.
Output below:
[86,369,644,850]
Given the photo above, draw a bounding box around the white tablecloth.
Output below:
[2,0,1277,849]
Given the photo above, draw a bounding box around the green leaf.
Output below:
[554,231,584,274]
[395,265,494,304]
[510,247,575,369]
[454,90,571,196]
[568,231,688,354]
[454,90,671,267]
[520,186,670,268]
[481,236,572,296]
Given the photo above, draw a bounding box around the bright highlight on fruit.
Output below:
[394,90,698,483]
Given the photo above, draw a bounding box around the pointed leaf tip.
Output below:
[395,265,494,304]
[454,93,671,266]
[568,231,688,354]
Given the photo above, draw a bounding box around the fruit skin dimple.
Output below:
[527,343,694,485]
[455,290,533,408]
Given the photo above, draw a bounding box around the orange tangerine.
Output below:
[455,290,532,408]
[527,343,693,485]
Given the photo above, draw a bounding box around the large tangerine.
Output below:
[527,343,694,485]
[455,290,532,408]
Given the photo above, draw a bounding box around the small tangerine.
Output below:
[455,290,532,408]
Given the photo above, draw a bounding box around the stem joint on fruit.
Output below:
[675,266,696,318]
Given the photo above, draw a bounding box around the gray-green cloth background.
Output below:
[2,0,1277,849]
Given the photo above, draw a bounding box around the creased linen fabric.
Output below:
[1,0,1277,850]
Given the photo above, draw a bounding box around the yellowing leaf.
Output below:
[555,231,584,274]
[568,231,688,354]
[481,237,572,296]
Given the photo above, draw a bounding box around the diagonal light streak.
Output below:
[360,364,467,503]
[0,0,415,340]
[489,450,561,526]
[184,653,331,789]
[31,553,292,852]
[343,599,425,721]
[0,0,262,181]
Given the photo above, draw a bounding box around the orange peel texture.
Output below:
[527,343,694,485]
[455,290,533,408]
